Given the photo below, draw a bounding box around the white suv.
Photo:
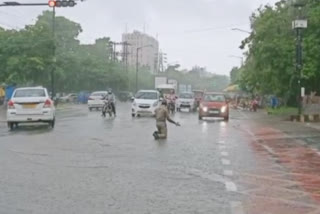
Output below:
[132,90,161,117]
[6,87,56,130]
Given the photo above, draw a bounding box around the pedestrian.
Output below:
[271,95,278,109]
[153,99,180,140]
[0,84,5,106]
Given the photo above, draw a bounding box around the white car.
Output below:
[59,93,78,103]
[176,93,196,112]
[132,90,161,117]
[6,87,56,130]
[88,91,108,111]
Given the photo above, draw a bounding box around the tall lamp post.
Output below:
[231,28,251,34]
[136,44,153,92]
[292,0,307,116]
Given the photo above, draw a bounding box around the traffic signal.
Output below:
[48,0,76,8]
[48,0,56,7]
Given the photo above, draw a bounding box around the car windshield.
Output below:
[204,94,225,102]
[194,92,203,98]
[136,92,158,100]
[14,89,46,98]
[179,94,193,99]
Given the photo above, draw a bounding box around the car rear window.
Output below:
[204,94,225,102]
[136,92,158,100]
[91,92,107,96]
[179,94,193,99]
[14,89,46,98]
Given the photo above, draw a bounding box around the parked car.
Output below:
[59,93,78,103]
[88,91,109,111]
[6,87,56,130]
[176,92,196,112]
[132,90,161,117]
[199,92,229,121]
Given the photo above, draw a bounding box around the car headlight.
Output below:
[202,106,208,112]
[153,101,159,107]
[133,102,137,107]
[221,106,227,113]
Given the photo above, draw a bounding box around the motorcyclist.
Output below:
[251,97,258,112]
[166,90,177,113]
[153,99,180,140]
[104,88,116,116]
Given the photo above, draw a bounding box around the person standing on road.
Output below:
[153,99,180,140]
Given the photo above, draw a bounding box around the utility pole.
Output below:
[136,48,139,93]
[51,6,56,99]
[122,41,131,73]
[136,44,153,92]
[292,0,307,116]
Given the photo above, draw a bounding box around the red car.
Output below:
[199,93,229,121]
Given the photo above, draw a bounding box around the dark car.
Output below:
[199,93,229,121]
[118,91,133,102]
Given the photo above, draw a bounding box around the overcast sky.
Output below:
[0,0,279,75]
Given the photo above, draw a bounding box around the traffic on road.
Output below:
[2,0,320,213]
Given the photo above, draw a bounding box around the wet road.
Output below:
[1,103,320,214]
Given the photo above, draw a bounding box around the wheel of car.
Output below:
[89,108,92,112]
[224,116,229,122]
[49,118,55,128]
[8,122,14,131]
[132,113,135,117]
[198,116,203,120]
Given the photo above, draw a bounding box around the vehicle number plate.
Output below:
[209,110,219,114]
[23,104,37,109]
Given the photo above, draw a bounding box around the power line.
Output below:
[183,23,249,33]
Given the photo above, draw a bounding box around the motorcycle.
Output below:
[102,99,114,117]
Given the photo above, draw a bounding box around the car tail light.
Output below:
[44,99,52,108]
[88,97,93,100]
[8,100,15,109]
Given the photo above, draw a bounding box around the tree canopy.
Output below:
[239,0,320,104]
[0,11,229,94]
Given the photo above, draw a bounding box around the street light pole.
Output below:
[231,28,251,34]
[292,0,307,116]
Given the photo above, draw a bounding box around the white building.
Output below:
[122,31,159,73]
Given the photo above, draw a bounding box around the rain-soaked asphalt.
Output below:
[1,103,320,214]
